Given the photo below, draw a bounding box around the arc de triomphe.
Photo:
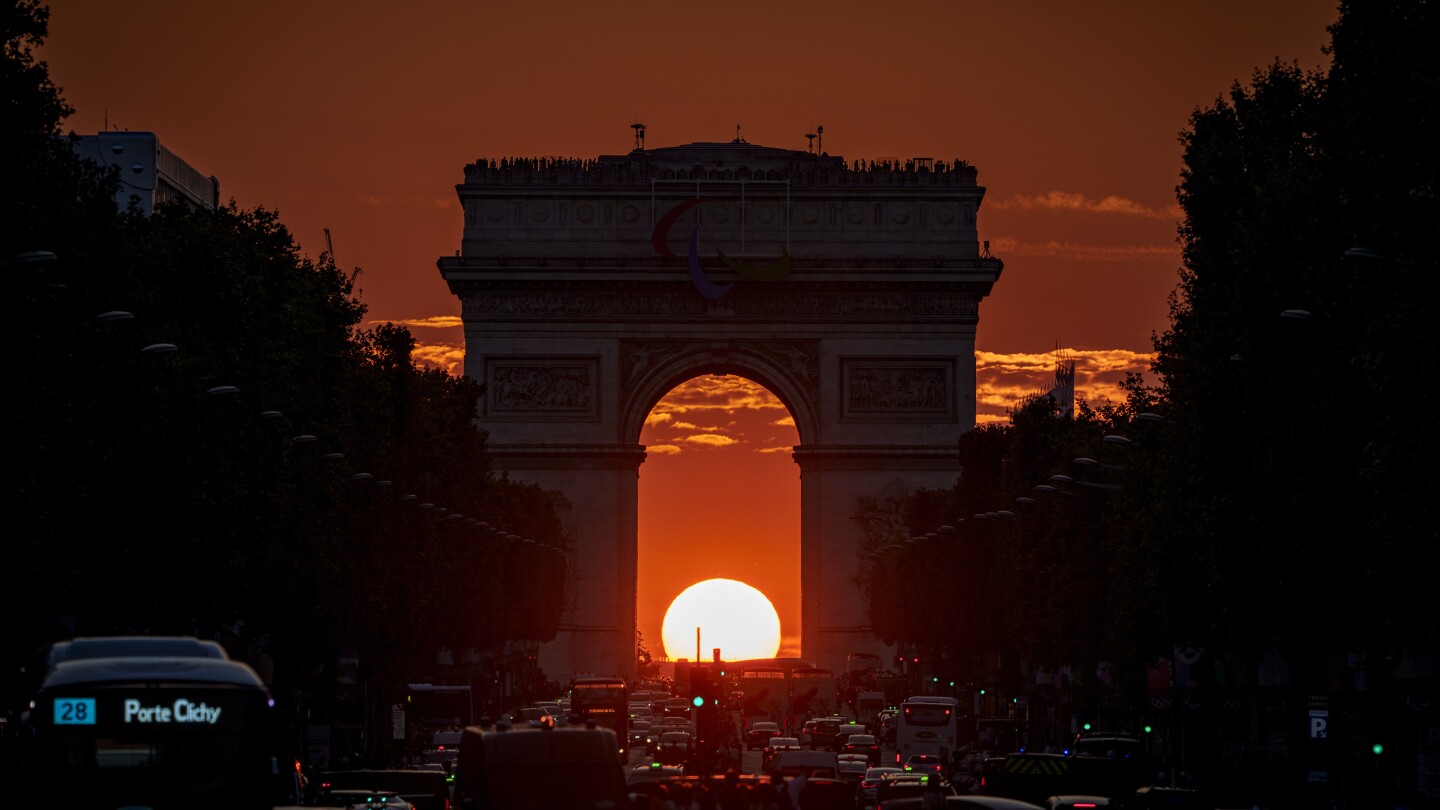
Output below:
[437,140,1002,680]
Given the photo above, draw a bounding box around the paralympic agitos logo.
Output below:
[651,199,791,300]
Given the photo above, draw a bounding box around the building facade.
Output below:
[70,131,218,216]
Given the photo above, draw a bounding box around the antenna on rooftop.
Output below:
[817,125,824,155]
[805,131,816,153]
[631,121,646,151]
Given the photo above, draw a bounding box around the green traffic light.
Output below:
[1143,725,1152,733]
[1372,743,1384,755]
[1083,722,1092,731]
[692,696,704,708]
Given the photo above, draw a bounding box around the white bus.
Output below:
[895,695,959,766]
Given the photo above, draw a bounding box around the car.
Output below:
[309,770,449,810]
[875,772,950,808]
[419,729,462,767]
[658,715,691,729]
[1046,796,1111,809]
[859,767,905,809]
[1129,786,1205,809]
[882,797,1047,809]
[843,733,882,766]
[795,777,856,809]
[762,735,802,770]
[506,705,550,726]
[655,730,694,765]
[831,723,868,752]
[627,763,686,785]
[838,758,869,785]
[807,717,843,749]
[903,754,946,779]
[313,788,415,809]
[747,720,782,749]
[629,720,653,749]
[1069,733,1146,761]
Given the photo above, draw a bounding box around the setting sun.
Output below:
[661,578,781,662]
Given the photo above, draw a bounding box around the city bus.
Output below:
[569,676,629,756]
[895,695,960,767]
[406,682,474,735]
[21,651,279,808]
[739,666,790,728]
[789,667,840,721]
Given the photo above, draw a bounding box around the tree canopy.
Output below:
[861,0,1438,713]
[5,0,571,710]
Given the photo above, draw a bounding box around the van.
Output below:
[454,724,626,809]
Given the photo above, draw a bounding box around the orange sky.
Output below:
[44,0,1339,662]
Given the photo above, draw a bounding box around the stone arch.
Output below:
[620,340,820,447]
[439,139,1002,682]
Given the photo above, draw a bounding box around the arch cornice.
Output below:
[620,339,820,446]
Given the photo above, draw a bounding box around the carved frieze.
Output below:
[485,355,599,421]
[463,290,981,320]
[841,357,955,421]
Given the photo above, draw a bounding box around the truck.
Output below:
[855,691,887,727]
[454,725,627,810]
[873,673,910,708]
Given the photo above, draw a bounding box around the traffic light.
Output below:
[690,666,713,710]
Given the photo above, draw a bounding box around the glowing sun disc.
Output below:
[661,578,780,662]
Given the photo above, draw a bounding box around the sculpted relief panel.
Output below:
[485,356,599,420]
[842,357,955,421]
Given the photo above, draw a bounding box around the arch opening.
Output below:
[637,374,801,665]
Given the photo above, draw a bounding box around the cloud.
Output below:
[974,348,1159,422]
[677,433,740,448]
[990,191,1183,221]
[647,444,682,455]
[771,416,796,427]
[757,445,793,454]
[671,421,723,432]
[650,376,790,417]
[371,315,462,331]
[985,236,1179,262]
[412,342,464,376]
[645,412,674,427]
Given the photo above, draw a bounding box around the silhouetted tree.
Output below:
[5,0,572,717]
